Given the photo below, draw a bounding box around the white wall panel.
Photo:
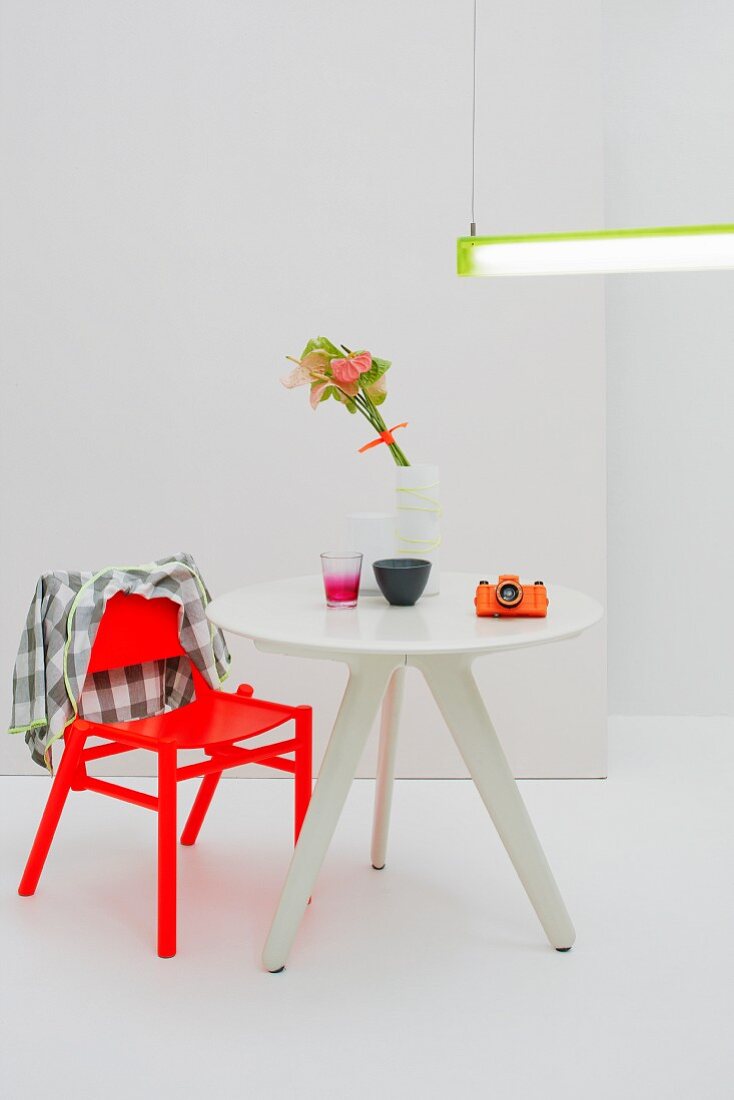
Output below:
[0,1,607,777]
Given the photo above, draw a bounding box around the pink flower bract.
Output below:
[331,352,372,385]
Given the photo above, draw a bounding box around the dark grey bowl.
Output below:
[372,558,432,606]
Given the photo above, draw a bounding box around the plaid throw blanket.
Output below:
[8,552,230,770]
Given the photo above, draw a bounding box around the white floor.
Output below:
[1,718,733,1100]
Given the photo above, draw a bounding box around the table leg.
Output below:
[262,654,402,972]
[370,664,407,871]
[412,653,576,950]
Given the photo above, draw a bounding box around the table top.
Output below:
[206,573,603,658]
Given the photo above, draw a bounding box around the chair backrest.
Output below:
[87,593,187,673]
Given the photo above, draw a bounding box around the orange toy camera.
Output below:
[475,575,549,618]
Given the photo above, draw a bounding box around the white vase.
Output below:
[345,512,396,594]
[394,464,441,595]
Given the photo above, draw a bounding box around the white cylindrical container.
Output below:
[345,512,396,594]
[394,464,441,594]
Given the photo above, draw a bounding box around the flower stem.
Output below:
[340,344,410,466]
[353,394,382,431]
[360,388,410,466]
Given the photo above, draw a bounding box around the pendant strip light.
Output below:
[458,3,734,277]
[458,224,734,277]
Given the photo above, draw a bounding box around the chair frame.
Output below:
[18,592,312,957]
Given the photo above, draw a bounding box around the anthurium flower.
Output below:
[364,374,387,405]
[281,350,331,389]
[329,378,359,400]
[311,375,360,409]
[331,352,372,385]
[280,337,409,465]
[281,349,360,409]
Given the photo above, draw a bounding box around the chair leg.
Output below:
[180,771,223,846]
[157,741,177,958]
[18,726,88,896]
[294,706,312,844]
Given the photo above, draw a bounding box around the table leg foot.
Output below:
[413,654,576,951]
[262,656,402,972]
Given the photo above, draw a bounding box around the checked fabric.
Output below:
[8,552,230,770]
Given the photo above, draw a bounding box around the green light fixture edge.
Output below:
[459,3,734,277]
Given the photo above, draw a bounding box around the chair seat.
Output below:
[82,690,295,751]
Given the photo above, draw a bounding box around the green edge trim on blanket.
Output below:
[8,720,47,735]
[39,559,230,770]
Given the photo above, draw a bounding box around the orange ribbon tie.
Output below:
[358,422,409,453]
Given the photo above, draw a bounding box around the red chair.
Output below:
[18,592,312,957]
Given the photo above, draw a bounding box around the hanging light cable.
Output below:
[458,1,734,277]
[469,0,477,239]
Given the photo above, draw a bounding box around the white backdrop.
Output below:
[0,0,607,778]
[603,0,734,716]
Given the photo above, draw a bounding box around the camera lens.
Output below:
[498,582,521,605]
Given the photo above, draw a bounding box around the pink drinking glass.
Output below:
[321,551,363,608]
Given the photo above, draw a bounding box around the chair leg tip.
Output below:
[268,965,286,974]
[371,863,385,871]
[555,946,573,952]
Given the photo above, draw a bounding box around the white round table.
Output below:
[207,573,603,970]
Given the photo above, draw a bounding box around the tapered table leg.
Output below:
[413,653,576,950]
[262,655,402,972]
[370,664,406,870]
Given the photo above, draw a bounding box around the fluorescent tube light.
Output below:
[456,224,734,277]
